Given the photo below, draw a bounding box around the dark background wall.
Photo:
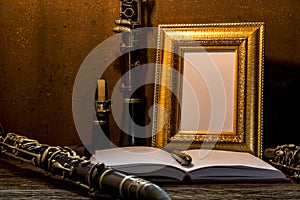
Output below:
[0,0,299,149]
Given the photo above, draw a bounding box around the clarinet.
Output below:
[114,0,147,146]
[0,126,171,200]
[264,144,300,181]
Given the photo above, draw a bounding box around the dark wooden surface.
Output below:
[1,158,300,200]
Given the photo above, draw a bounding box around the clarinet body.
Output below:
[264,144,300,181]
[0,130,171,200]
[114,0,147,146]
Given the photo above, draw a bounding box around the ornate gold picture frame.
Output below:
[152,23,264,157]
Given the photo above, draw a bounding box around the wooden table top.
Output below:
[1,157,300,200]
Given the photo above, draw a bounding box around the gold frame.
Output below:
[152,23,264,158]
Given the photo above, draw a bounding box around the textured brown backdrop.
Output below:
[0,0,299,148]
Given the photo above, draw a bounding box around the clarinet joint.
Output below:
[265,144,300,181]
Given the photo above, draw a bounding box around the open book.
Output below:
[91,146,286,183]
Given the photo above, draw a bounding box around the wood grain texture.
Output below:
[1,158,300,200]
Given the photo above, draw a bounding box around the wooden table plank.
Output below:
[161,183,300,200]
[1,157,300,200]
[0,158,111,199]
